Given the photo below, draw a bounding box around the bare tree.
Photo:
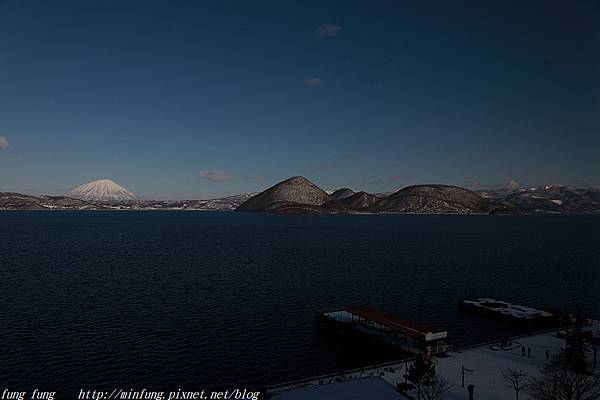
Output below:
[502,369,529,400]
[528,359,600,400]
[421,375,452,400]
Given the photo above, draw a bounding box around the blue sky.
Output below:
[0,0,598,199]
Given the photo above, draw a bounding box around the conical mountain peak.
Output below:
[67,179,138,202]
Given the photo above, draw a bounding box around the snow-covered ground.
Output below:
[273,321,600,400]
[273,377,404,400]
[379,322,599,400]
[380,332,563,399]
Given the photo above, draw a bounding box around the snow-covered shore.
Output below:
[274,321,600,399]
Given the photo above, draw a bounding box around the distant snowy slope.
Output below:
[67,179,138,202]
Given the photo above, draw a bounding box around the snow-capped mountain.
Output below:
[66,179,138,202]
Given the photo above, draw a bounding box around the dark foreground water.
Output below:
[0,211,599,392]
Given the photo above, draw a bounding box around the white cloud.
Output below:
[304,77,323,87]
[199,170,233,182]
[0,136,8,150]
[316,24,342,37]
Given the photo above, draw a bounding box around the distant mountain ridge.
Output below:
[374,184,487,214]
[236,176,341,213]
[141,193,258,210]
[0,192,101,210]
[480,184,600,213]
[237,177,490,214]
[341,191,380,209]
[237,177,600,214]
[2,178,599,213]
[330,188,355,200]
[0,191,257,211]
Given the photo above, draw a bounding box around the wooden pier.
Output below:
[318,306,451,357]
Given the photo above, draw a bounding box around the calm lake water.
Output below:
[0,211,599,393]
